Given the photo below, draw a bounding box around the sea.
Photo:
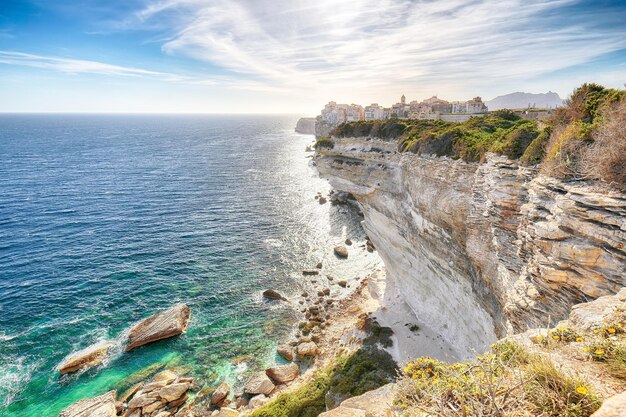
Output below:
[0,114,380,416]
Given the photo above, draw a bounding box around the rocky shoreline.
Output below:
[59,223,387,417]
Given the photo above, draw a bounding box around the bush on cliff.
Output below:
[314,137,334,149]
[249,346,397,417]
[396,340,601,417]
[539,83,625,187]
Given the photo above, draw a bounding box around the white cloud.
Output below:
[136,0,626,101]
[0,51,168,77]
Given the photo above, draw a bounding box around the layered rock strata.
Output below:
[315,136,626,357]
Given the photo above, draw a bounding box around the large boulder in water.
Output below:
[126,304,191,351]
[59,390,117,417]
[262,289,287,301]
[59,341,113,375]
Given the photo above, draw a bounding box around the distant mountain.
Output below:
[485,92,563,110]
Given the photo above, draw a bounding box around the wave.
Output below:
[0,355,40,408]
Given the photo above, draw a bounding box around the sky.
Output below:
[0,0,625,114]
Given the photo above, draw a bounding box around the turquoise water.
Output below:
[0,115,380,416]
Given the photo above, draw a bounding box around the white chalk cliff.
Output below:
[315,136,625,359]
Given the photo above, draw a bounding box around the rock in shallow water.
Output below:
[59,341,113,375]
[262,289,287,301]
[277,344,295,361]
[126,303,191,351]
[59,390,117,417]
[244,372,275,395]
[334,245,348,258]
[211,381,231,405]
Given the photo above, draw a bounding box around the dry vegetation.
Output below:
[540,83,626,188]
[396,321,626,417]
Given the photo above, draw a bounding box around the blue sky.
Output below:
[0,0,625,114]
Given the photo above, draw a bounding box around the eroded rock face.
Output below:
[316,137,626,358]
[59,390,117,417]
[59,342,113,375]
[126,304,191,351]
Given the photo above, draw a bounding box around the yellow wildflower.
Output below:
[583,347,590,352]
[553,335,560,340]
[576,337,584,342]
[608,328,616,334]
[593,329,599,334]
[576,386,588,395]
[594,349,605,355]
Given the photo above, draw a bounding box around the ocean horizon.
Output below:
[0,114,380,416]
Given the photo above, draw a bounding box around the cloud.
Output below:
[0,51,169,77]
[135,0,626,99]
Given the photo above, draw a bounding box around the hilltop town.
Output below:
[299,94,558,137]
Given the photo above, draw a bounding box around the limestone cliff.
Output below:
[295,117,316,135]
[315,136,625,358]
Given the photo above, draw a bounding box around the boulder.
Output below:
[302,270,319,276]
[318,197,327,204]
[591,390,626,417]
[152,369,179,384]
[59,342,113,375]
[337,280,347,288]
[211,381,231,405]
[297,342,318,358]
[277,344,295,361]
[334,246,348,258]
[243,372,275,395]
[60,390,117,417]
[126,304,191,351]
[316,262,323,269]
[345,239,352,246]
[262,289,287,301]
[266,363,299,383]
[157,382,189,402]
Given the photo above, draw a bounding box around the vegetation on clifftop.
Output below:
[329,83,625,187]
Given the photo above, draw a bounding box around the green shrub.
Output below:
[250,347,397,417]
[521,127,551,165]
[315,137,334,149]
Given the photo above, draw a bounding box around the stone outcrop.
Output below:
[126,304,191,351]
[316,136,626,358]
[59,342,113,375]
[59,390,117,417]
[121,370,192,416]
[295,117,316,135]
[265,363,299,383]
[570,288,626,331]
